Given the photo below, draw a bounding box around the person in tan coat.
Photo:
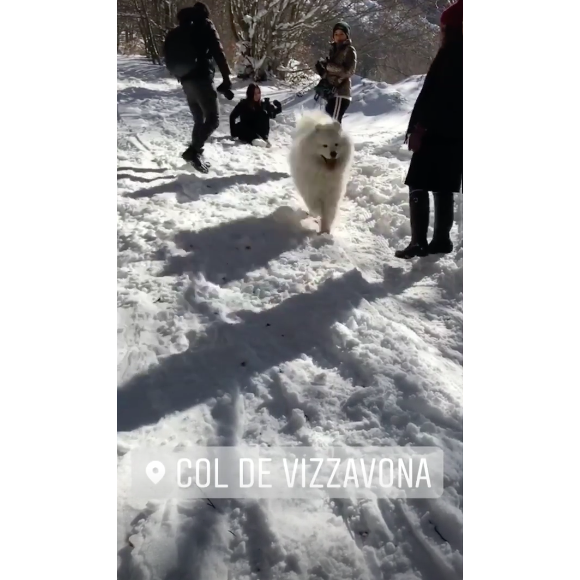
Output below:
[314,22,357,123]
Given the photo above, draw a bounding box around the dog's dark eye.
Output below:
[323,144,328,147]
[335,143,339,146]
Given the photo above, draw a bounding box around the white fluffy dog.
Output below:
[289,111,354,234]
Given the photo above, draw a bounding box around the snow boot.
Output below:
[428,192,454,254]
[198,146,211,167]
[182,145,209,174]
[395,190,429,259]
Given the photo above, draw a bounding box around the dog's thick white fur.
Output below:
[289,111,354,234]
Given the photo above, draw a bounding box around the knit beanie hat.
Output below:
[440,0,462,28]
[333,22,351,38]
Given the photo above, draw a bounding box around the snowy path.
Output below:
[117,56,463,580]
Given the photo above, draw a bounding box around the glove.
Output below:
[314,78,336,102]
[217,81,234,100]
[263,98,279,118]
[408,124,426,152]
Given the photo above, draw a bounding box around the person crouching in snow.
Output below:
[314,22,357,123]
[395,0,462,259]
[229,83,282,146]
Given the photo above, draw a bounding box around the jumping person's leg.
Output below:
[180,80,219,172]
[193,80,220,150]
[181,79,204,156]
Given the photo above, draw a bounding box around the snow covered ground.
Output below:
[117,56,463,580]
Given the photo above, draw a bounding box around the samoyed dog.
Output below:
[289,111,354,234]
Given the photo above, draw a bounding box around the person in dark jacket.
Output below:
[314,22,357,123]
[229,83,282,145]
[395,0,462,259]
[166,3,233,173]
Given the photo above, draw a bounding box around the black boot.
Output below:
[198,147,211,167]
[181,145,209,174]
[395,190,430,259]
[428,192,454,254]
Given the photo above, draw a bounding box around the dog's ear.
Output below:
[315,123,325,132]
[332,120,342,131]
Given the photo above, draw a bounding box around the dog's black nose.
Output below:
[330,151,337,158]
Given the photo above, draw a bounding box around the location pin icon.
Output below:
[146,461,165,485]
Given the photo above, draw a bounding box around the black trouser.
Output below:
[325,96,350,123]
[181,79,219,151]
[232,123,261,144]
[231,112,270,144]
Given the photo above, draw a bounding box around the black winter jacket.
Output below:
[230,99,282,141]
[404,38,463,192]
[180,18,231,83]
[406,39,462,143]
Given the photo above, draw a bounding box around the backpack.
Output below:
[163,24,199,79]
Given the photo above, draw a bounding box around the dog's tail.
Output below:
[294,110,335,137]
